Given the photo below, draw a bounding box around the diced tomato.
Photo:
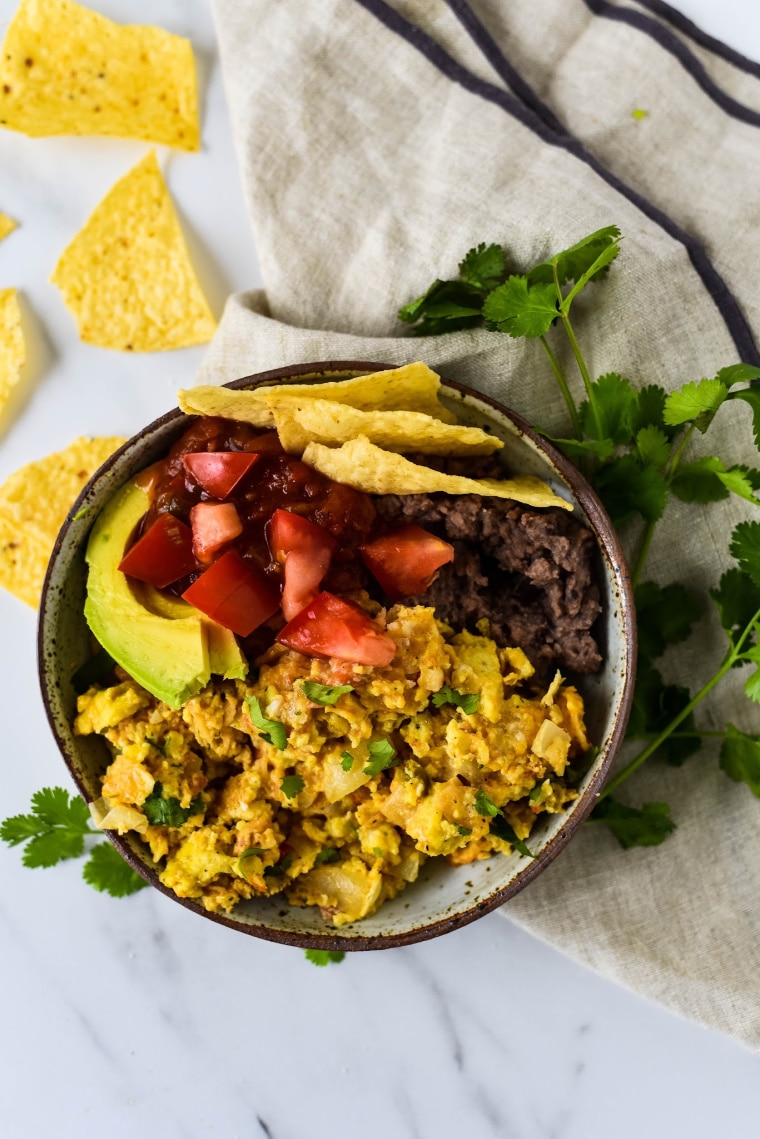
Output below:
[182,451,261,499]
[118,513,196,588]
[360,524,455,600]
[268,509,337,622]
[277,591,396,667]
[190,502,243,563]
[182,549,279,637]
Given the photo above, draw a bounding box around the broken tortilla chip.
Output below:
[178,362,456,427]
[0,213,16,242]
[301,436,573,510]
[0,435,125,607]
[0,0,199,150]
[50,151,216,352]
[269,397,503,456]
[0,289,25,421]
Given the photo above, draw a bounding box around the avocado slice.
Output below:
[84,481,212,708]
[135,582,248,681]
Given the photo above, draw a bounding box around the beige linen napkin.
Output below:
[204,0,760,1048]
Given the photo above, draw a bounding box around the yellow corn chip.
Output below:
[0,435,125,607]
[301,436,573,510]
[0,288,25,420]
[0,0,199,150]
[178,362,457,426]
[0,213,16,242]
[50,151,216,352]
[269,397,503,456]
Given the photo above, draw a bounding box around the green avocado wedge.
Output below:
[84,482,214,708]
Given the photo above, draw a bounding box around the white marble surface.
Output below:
[1,2,760,1136]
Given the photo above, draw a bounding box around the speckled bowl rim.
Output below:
[39,360,636,951]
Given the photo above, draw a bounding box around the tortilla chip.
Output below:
[178,362,457,427]
[0,435,125,607]
[269,397,503,456]
[301,436,573,510]
[0,288,25,420]
[0,0,199,150]
[50,151,216,352]
[0,213,16,242]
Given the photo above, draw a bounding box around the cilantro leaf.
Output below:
[340,751,355,772]
[142,783,203,828]
[626,660,699,766]
[743,654,760,703]
[246,696,288,750]
[562,240,621,308]
[715,364,760,388]
[314,847,340,866]
[719,724,760,797]
[489,813,535,858]
[0,812,48,846]
[549,436,616,463]
[580,373,638,445]
[729,521,760,589]
[588,797,675,849]
[595,456,669,526]
[715,465,760,506]
[32,786,90,830]
[432,685,480,714]
[671,457,730,504]
[663,379,728,432]
[304,949,346,967]
[457,825,473,836]
[630,384,671,436]
[710,568,760,638]
[301,681,354,706]
[398,279,484,335]
[265,853,293,877]
[1,787,93,868]
[634,581,701,661]
[474,787,501,817]
[280,774,305,800]
[458,242,507,291]
[82,843,148,897]
[635,426,670,469]
[23,829,86,868]
[483,276,558,339]
[363,738,399,777]
[528,225,621,288]
[731,388,760,450]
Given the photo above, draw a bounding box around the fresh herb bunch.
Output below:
[0,787,146,896]
[400,229,760,848]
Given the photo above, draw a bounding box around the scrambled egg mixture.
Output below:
[75,604,590,927]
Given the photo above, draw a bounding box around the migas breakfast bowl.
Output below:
[38,361,636,951]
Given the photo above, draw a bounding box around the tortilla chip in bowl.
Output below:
[38,361,635,951]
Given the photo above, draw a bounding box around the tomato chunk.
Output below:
[118,512,196,588]
[360,524,455,600]
[182,550,279,636]
[190,502,243,563]
[277,591,396,667]
[182,451,261,498]
[268,509,337,622]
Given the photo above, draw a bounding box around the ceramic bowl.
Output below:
[38,361,636,950]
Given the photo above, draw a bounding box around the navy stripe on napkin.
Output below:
[352,0,760,365]
[580,0,760,126]
[634,0,760,80]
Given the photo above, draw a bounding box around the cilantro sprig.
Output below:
[363,738,399,777]
[474,788,534,858]
[399,228,760,850]
[246,696,288,750]
[1,787,147,897]
[432,686,480,715]
[300,681,354,706]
